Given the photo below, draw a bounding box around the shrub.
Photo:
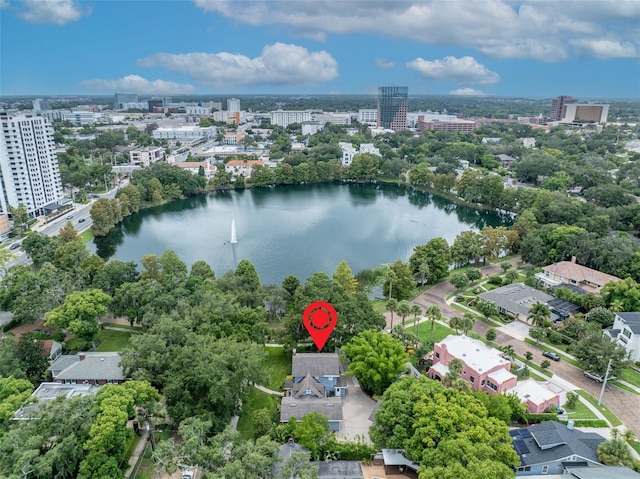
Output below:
[565,392,578,409]
[522,413,560,424]
[541,360,551,369]
[548,331,564,344]
[488,275,503,285]
[486,328,497,341]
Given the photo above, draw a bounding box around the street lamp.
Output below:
[597,356,613,406]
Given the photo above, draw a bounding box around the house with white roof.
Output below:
[429,335,559,413]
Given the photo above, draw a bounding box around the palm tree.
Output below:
[443,358,464,387]
[502,345,516,361]
[505,268,520,284]
[411,304,422,337]
[413,262,431,286]
[449,316,463,334]
[384,268,397,300]
[623,429,637,444]
[461,313,475,334]
[528,302,551,327]
[397,300,412,327]
[386,298,398,331]
[425,305,442,340]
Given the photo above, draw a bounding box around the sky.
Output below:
[1,0,639,98]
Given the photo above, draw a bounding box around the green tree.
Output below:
[0,376,34,424]
[449,316,463,334]
[486,327,497,341]
[504,268,520,284]
[293,412,332,461]
[397,300,412,327]
[411,304,422,336]
[342,330,408,396]
[383,260,415,300]
[461,314,475,334]
[466,268,482,283]
[587,307,615,328]
[44,289,112,350]
[425,305,442,340]
[529,327,547,345]
[476,299,499,320]
[572,334,630,377]
[332,260,358,295]
[386,298,398,331]
[409,238,451,284]
[450,272,469,291]
[528,302,551,327]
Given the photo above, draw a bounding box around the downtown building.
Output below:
[0,112,64,217]
[377,86,408,131]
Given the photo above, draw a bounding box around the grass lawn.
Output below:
[80,230,94,242]
[95,329,132,352]
[618,367,640,389]
[411,320,455,343]
[258,346,291,391]
[630,441,640,456]
[237,387,279,441]
[609,381,638,395]
[564,398,599,420]
[101,322,143,331]
[372,300,386,314]
[575,390,623,427]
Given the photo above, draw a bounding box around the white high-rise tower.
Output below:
[0,112,64,217]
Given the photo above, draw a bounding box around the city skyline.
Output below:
[1,1,639,98]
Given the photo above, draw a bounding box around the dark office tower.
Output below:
[550,95,577,121]
[377,86,408,131]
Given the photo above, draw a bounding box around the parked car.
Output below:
[584,371,617,383]
[9,242,20,250]
[542,351,560,361]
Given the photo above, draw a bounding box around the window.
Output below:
[470,376,475,383]
[541,465,549,474]
[624,329,632,339]
[435,352,440,359]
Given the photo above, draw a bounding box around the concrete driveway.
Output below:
[337,376,378,444]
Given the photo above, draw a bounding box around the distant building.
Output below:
[312,112,351,125]
[114,93,139,110]
[225,159,264,177]
[223,130,247,145]
[301,121,324,136]
[61,111,97,126]
[550,96,577,121]
[339,142,381,167]
[32,98,53,111]
[536,257,621,294]
[497,154,517,168]
[520,137,536,148]
[0,111,64,217]
[172,161,216,179]
[377,86,408,131]
[358,109,377,126]
[562,103,609,124]
[152,125,216,140]
[271,110,312,128]
[147,99,163,112]
[227,98,240,113]
[417,117,476,132]
[129,146,165,166]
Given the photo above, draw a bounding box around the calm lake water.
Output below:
[92,183,510,286]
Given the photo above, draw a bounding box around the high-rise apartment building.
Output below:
[227,98,241,113]
[114,93,139,110]
[377,86,408,131]
[0,112,64,217]
[32,98,53,111]
[550,96,577,121]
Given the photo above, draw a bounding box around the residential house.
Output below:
[497,153,517,168]
[224,160,264,177]
[564,466,640,478]
[429,335,559,413]
[41,339,63,361]
[510,421,605,476]
[173,161,216,180]
[280,352,347,431]
[512,379,560,414]
[478,284,556,323]
[536,257,621,294]
[129,146,165,166]
[428,334,518,394]
[338,142,381,167]
[604,312,640,362]
[223,130,247,145]
[274,440,364,479]
[49,351,126,385]
[14,382,98,420]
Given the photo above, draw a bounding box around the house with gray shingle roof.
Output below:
[281,352,348,431]
[478,284,556,322]
[604,312,640,362]
[511,421,605,476]
[49,351,125,385]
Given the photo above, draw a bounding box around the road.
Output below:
[4,181,126,271]
[411,257,640,436]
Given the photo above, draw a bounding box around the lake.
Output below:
[92,183,511,285]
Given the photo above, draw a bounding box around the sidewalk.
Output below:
[125,428,149,478]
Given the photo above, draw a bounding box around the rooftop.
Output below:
[437,334,509,373]
[510,421,605,467]
[292,353,345,378]
[49,352,124,381]
[14,382,98,420]
[565,466,640,479]
[543,261,620,290]
[478,283,555,320]
[280,396,343,422]
[615,312,640,334]
[512,379,559,404]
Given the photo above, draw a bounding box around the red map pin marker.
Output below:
[303,301,338,351]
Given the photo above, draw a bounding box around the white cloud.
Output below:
[375,58,395,69]
[194,1,640,61]
[79,75,196,94]
[0,0,10,10]
[450,88,486,96]
[407,56,500,85]
[570,39,638,59]
[137,43,338,88]
[19,0,88,25]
